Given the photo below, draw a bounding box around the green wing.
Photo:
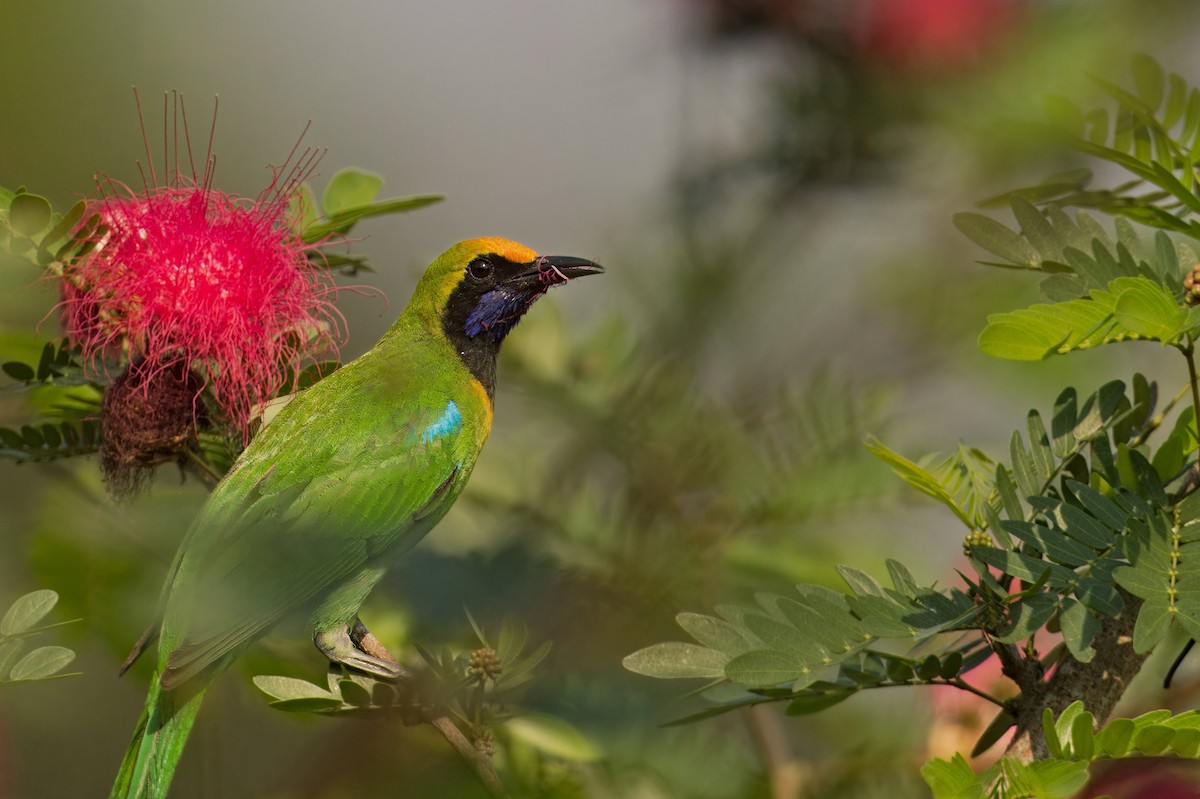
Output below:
[157,357,478,688]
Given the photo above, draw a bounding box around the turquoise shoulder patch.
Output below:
[420,400,463,443]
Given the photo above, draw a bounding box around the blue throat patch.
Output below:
[465,288,539,342]
[420,400,463,444]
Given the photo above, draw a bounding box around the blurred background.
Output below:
[5,1,1200,797]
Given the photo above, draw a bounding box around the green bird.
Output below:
[110,237,603,799]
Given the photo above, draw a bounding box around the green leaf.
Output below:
[266,696,346,713]
[1043,707,1064,758]
[1131,54,1166,110]
[883,657,913,682]
[1129,596,1173,652]
[38,200,85,252]
[2,361,35,381]
[7,645,75,681]
[1011,196,1065,261]
[886,559,921,596]
[971,709,1016,757]
[837,565,885,597]
[863,436,977,527]
[953,213,1040,267]
[302,194,444,242]
[1098,716,1135,756]
[784,687,854,716]
[1112,276,1188,341]
[723,650,809,687]
[995,593,1058,643]
[1001,519,1095,567]
[337,678,372,707]
[622,643,727,679]
[995,465,1025,522]
[978,286,1128,360]
[769,592,869,656]
[1058,600,1099,662]
[1069,707,1096,760]
[288,184,320,233]
[1172,728,1200,758]
[496,615,528,665]
[921,754,983,799]
[9,193,52,237]
[321,168,384,217]
[675,612,759,656]
[1133,723,1175,755]
[252,674,339,702]
[742,613,813,658]
[916,655,941,681]
[938,651,965,680]
[503,714,603,762]
[1073,577,1124,617]
[971,548,1074,588]
[499,639,552,689]
[1043,94,1085,138]
[0,590,58,636]
[0,639,22,676]
[1026,760,1091,798]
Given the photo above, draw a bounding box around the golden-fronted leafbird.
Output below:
[110,237,603,799]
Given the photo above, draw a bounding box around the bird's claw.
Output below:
[314,623,412,683]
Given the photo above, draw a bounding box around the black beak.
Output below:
[511,255,604,289]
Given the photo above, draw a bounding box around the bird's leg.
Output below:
[313,624,410,681]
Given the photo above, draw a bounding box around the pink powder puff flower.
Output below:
[59,96,346,492]
[64,177,343,439]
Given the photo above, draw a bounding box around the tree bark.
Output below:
[1005,590,1148,762]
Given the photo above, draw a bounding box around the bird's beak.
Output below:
[511,255,604,290]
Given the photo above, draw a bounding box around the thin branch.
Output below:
[942,677,1007,708]
[426,712,510,799]
[994,641,1040,695]
[1183,342,1200,446]
[353,628,509,797]
[742,704,809,799]
[1130,380,1192,448]
[181,447,223,484]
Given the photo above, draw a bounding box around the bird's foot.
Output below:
[314,625,411,682]
[350,617,401,665]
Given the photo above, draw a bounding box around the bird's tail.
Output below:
[109,672,207,799]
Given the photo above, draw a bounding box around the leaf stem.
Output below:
[1183,341,1200,446]
[1131,380,1193,448]
[941,677,1007,708]
[181,447,223,485]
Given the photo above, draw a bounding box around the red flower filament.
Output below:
[64,154,343,441]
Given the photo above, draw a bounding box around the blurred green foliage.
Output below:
[9,3,1200,799]
[629,53,1200,798]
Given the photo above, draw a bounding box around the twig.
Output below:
[354,626,510,797]
[742,704,809,799]
[426,712,510,799]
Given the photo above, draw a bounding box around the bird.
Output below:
[109,237,604,799]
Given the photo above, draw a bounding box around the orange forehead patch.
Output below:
[462,237,538,264]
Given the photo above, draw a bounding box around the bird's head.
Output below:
[410,237,604,394]
[423,237,603,343]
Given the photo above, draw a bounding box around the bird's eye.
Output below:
[468,258,494,281]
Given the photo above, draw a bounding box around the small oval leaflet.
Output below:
[8,646,75,681]
[1,590,58,636]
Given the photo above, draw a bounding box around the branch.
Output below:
[354,628,510,797]
[742,704,810,799]
[1005,589,1148,762]
[426,712,510,799]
